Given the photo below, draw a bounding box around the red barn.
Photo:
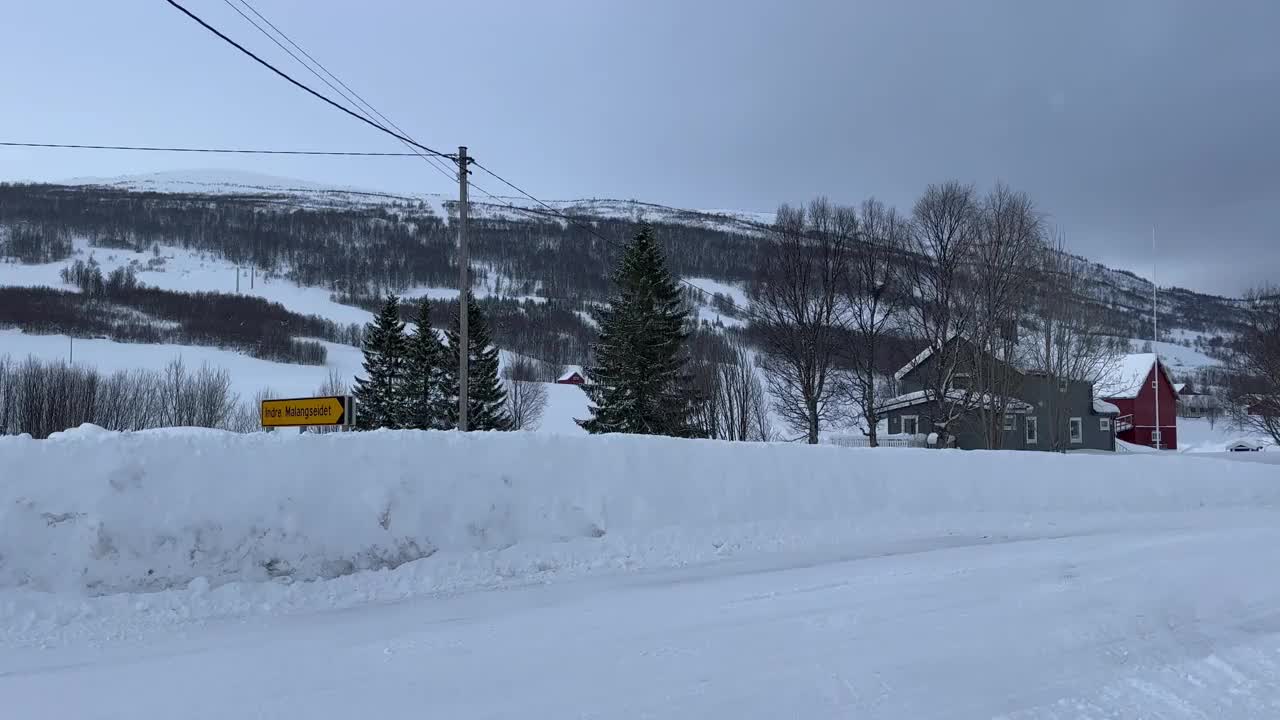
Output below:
[1098,354,1179,449]
[556,366,587,385]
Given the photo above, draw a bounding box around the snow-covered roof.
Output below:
[876,390,1033,415]
[1173,383,1187,394]
[893,332,960,382]
[1092,398,1121,415]
[1097,353,1176,400]
[557,365,586,382]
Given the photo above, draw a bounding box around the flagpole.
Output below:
[1152,226,1160,448]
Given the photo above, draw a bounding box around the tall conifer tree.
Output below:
[579,224,699,436]
[353,294,410,429]
[445,293,512,431]
[405,297,450,430]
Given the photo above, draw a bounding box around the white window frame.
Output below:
[1069,417,1083,444]
[1003,414,1015,431]
[1151,429,1163,447]
[1058,378,1068,393]
[902,415,919,436]
[1025,416,1039,445]
[1100,417,1111,431]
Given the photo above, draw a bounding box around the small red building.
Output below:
[1099,354,1179,449]
[556,366,587,385]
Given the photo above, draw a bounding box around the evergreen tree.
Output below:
[579,224,699,436]
[404,297,450,430]
[353,294,410,429]
[444,293,512,431]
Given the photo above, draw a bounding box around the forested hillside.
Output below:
[0,179,1252,370]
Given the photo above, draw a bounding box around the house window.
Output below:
[902,415,919,436]
[1100,417,1111,431]
[1059,378,1068,393]
[1025,416,1038,445]
[1069,417,1083,444]
[1003,414,1015,431]
[1151,429,1162,447]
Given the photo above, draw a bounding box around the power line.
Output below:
[163,0,454,161]
[223,2,535,247]
[0,141,420,156]
[223,0,459,193]
[227,0,459,186]
[171,0,718,305]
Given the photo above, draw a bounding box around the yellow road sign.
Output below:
[260,395,353,427]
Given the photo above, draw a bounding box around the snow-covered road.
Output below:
[6,513,1280,719]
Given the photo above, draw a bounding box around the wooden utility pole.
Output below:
[457,146,470,431]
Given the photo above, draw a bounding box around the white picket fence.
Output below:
[827,435,926,449]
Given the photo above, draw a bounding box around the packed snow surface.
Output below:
[1179,415,1277,454]
[3,432,1280,717]
[4,428,1280,599]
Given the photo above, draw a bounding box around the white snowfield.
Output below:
[4,430,1280,718]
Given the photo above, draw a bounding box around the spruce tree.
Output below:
[353,294,410,429]
[579,224,699,436]
[404,297,450,430]
[444,294,512,431]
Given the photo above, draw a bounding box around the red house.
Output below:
[1098,354,1179,449]
[556,366,587,385]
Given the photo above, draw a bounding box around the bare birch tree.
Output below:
[1229,287,1280,444]
[751,198,852,443]
[838,198,907,446]
[902,181,982,446]
[966,183,1045,449]
[503,357,549,431]
[715,339,772,442]
[1029,233,1126,449]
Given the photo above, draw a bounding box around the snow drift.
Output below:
[2,425,1279,596]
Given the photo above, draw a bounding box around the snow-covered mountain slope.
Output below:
[60,170,774,235]
[63,168,438,214]
[0,170,1240,399]
[49,170,1241,337]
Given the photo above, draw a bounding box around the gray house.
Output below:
[879,338,1117,452]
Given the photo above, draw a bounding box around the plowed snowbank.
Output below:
[2,425,1277,596]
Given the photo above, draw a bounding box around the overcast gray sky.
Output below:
[3,1,1277,295]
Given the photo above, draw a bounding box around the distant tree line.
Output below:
[0,182,1251,368]
[0,184,759,308]
[0,223,73,264]
[0,278,364,366]
[0,355,251,438]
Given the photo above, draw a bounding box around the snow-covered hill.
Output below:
[0,169,1241,435]
[51,169,1244,337]
[61,169,774,235]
